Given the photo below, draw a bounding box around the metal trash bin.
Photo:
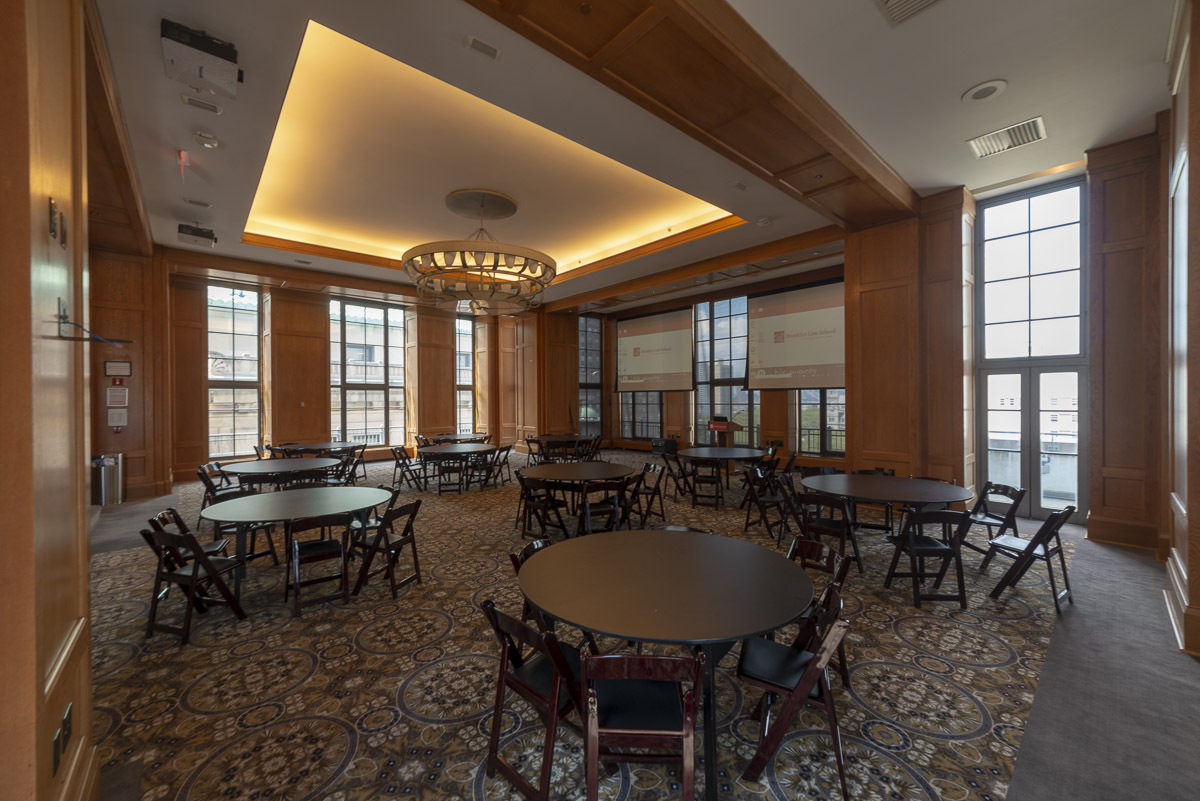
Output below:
[92,453,124,506]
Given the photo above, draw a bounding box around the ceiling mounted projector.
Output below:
[161,19,241,98]
[178,223,217,248]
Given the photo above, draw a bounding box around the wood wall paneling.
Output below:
[543,312,579,433]
[415,307,457,436]
[263,289,333,444]
[844,219,921,476]
[475,317,492,438]
[758,390,789,448]
[919,188,976,492]
[90,250,171,497]
[170,278,209,480]
[0,0,98,798]
[514,312,540,447]
[1086,137,1163,550]
[499,316,519,445]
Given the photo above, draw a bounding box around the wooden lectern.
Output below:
[707,418,744,448]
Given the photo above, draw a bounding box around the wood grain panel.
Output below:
[500,316,518,445]
[264,288,332,444]
[416,309,456,435]
[458,0,915,230]
[170,279,209,479]
[1086,134,1163,549]
[0,0,97,797]
[543,312,579,433]
[476,318,492,438]
[758,390,789,447]
[514,313,540,446]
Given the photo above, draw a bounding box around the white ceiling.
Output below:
[95,0,1176,307]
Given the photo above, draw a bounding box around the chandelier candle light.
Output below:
[401,189,556,315]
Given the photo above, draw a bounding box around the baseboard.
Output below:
[1084,515,1157,549]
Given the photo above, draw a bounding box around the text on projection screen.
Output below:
[747,283,845,390]
[616,308,694,393]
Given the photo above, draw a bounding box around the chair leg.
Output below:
[680,720,695,801]
[883,541,904,589]
[908,548,922,608]
[1045,556,1062,614]
[485,676,505,779]
[823,684,851,801]
[180,579,198,645]
[1057,547,1073,604]
[585,707,600,801]
[537,698,559,801]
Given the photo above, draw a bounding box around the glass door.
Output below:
[980,367,1086,522]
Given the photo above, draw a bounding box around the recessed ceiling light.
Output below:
[756,217,773,227]
[181,94,222,114]
[184,197,211,208]
[731,181,747,191]
[812,251,821,256]
[962,79,1007,104]
[780,258,788,264]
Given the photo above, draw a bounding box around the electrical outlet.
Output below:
[52,729,61,776]
[61,702,72,746]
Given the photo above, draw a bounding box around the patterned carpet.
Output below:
[90,452,1073,800]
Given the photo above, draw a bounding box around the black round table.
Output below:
[220,457,339,476]
[520,530,813,801]
[534,434,583,444]
[520,461,634,483]
[200,486,391,596]
[283,440,354,454]
[678,446,766,461]
[432,432,489,443]
[800,473,974,506]
[416,443,496,457]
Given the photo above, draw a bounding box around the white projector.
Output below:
[161,19,240,98]
[178,224,217,248]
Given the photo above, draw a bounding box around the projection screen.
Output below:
[616,308,694,392]
[747,282,845,390]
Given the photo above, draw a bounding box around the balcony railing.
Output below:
[799,428,846,455]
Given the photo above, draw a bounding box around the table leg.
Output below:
[700,642,718,801]
[233,523,250,600]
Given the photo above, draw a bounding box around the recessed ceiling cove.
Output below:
[244,21,737,274]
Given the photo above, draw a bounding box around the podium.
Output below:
[707,418,744,448]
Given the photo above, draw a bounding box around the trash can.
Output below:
[92,453,124,506]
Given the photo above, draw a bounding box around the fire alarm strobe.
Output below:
[161,19,241,98]
[178,224,217,248]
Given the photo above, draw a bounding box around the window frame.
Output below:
[329,298,406,448]
[578,315,602,439]
[206,283,262,459]
[620,390,663,440]
[796,387,846,457]
[693,297,759,446]
[455,315,475,434]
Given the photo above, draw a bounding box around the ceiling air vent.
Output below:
[874,0,944,26]
[966,117,1047,159]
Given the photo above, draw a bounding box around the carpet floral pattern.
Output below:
[90,452,1073,800]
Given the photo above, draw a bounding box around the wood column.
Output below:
[844,218,922,476]
[1085,134,1165,550]
[408,307,457,439]
[919,188,977,492]
[0,0,98,798]
[1165,0,1200,653]
[89,250,172,497]
[475,317,493,439]
[514,312,539,448]
[542,310,579,433]
[261,289,332,445]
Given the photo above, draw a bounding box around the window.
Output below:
[981,184,1082,360]
[797,388,846,456]
[579,316,602,438]
[620,391,662,439]
[455,316,475,433]
[207,285,260,458]
[329,300,405,447]
[694,297,759,445]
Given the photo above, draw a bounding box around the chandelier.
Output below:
[401,189,556,315]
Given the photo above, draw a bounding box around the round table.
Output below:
[800,473,974,506]
[416,443,496,457]
[283,440,354,454]
[520,461,634,483]
[200,486,391,596]
[520,530,813,801]
[432,432,489,443]
[535,434,583,444]
[220,457,339,477]
[678,446,766,461]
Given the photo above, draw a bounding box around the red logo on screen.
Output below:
[633,347,640,356]
[773,330,785,343]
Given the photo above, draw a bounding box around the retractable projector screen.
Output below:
[747,282,845,390]
[616,308,694,392]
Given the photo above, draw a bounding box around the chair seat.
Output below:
[295,539,343,559]
[991,533,1049,556]
[969,511,1005,527]
[187,539,230,558]
[513,647,583,712]
[739,637,821,700]
[162,556,240,581]
[593,678,683,731]
[885,533,955,554]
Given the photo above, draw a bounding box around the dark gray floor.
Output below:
[90,492,182,554]
[1007,526,1200,801]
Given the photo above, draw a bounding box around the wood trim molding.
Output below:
[555,214,746,283]
[83,0,152,257]
[543,225,844,312]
